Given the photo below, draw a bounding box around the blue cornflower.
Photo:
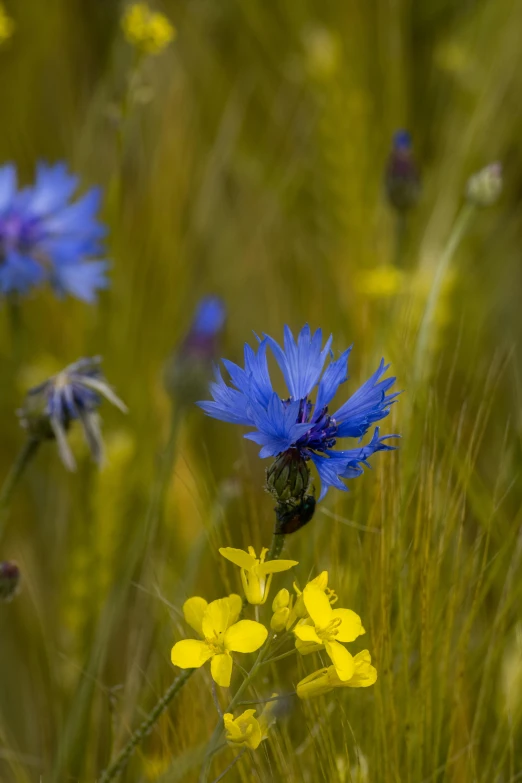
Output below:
[198,325,399,500]
[0,162,108,301]
[19,357,127,471]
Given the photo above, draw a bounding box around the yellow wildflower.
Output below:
[171,594,267,687]
[121,3,175,55]
[224,697,278,749]
[219,546,298,605]
[0,4,14,43]
[355,266,404,299]
[293,583,364,680]
[296,651,377,699]
[285,570,337,630]
[223,709,262,750]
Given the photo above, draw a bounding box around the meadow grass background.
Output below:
[1,0,522,781]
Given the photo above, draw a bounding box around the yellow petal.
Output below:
[257,559,298,576]
[309,571,329,590]
[171,639,213,669]
[219,547,257,571]
[246,718,263,749]
[303,583,333,627]
[182,596,208,636]
[202,597,231,638]
[295,637,322,655]
[224,620,268,653]
[294,624,322,644]
[226,593,243,626]
[331,608,365,643]
[296,668,332,699]
[325,640,355,681]
[211,652,233,687]
[349,650,378,687]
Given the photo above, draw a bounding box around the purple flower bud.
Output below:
[164,296,226,402]
[385,130,421,212]
[0,561,20,601]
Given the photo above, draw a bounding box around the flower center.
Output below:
[0,212,42,259]
[205,632,226,654]
[317,617,342,642]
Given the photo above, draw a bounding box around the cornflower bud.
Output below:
[0,561,20,601]
[164,296,225,404]
[466,162,502,207]
[266,448,310,504]
[385,130,421,213]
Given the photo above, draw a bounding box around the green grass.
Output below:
[1,0,522,781]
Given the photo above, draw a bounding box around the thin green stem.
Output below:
[413,202,475,384]
[0,438,39,545]
[259,647,297,666]
[210,750,247,783]
[56,405,182,782]
[98,670,193,783]
[267,532,285,560]
[394,212,407,268]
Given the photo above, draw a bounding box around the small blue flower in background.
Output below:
[164,296,226,403]
[19,357,127,471]
[385,129,421,213]
[198,325,399,500]
[0,162,108,301]
[181,296,226,358]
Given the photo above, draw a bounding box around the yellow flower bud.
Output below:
[272,588,290,612]
[271,607,290,632]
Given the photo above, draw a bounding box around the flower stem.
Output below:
[259,647,297,666]
[267,532,285,560]
[98,670,193,783]
[0,437,39,544]
[413,202,475,384]
[210,750,246,783]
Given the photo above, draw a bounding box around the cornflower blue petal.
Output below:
[244,394,311,458]
[51,260,109,303]
[28,163,79,216]
[332,428,399,469]
[0,251,45,294]
[197,366,253,426]
[334,359,399,438]
[43,188,105,238]
[244,340,273,407]
[0,164,17,213]
[310,428,399,499]
[309,452,350,500]
[265,324,333,400]
[314,347,352,414]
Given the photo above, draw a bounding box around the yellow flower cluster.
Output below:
[170,545,377,755]
[0,3,14,43]
[121,3,175,55]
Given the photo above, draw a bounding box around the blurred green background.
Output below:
[1,0,522,781]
